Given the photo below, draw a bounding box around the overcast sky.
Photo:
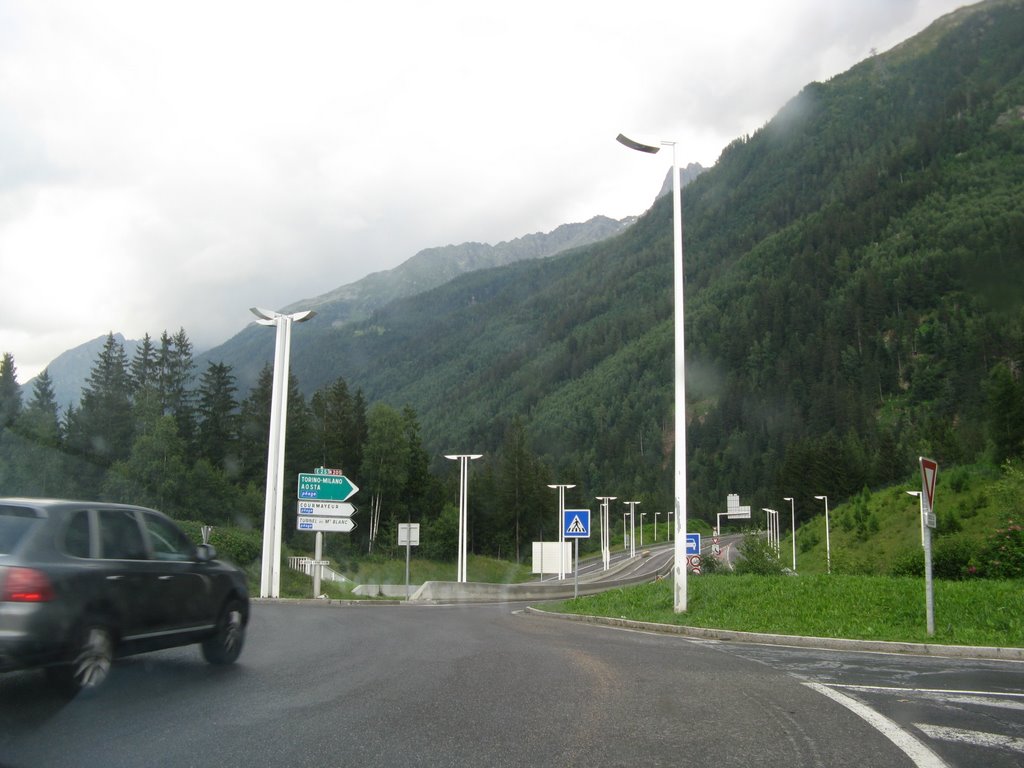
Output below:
[1,0,969,381]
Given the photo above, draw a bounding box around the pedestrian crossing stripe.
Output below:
[567,515,586,534]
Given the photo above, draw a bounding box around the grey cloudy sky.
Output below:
[1,0,967,380]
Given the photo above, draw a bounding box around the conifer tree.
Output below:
[68,333,134,468]
[196,361,239,473]
[0,352,21,428]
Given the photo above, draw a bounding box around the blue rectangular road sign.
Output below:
[563,509,591,538]
[685,533,701,556]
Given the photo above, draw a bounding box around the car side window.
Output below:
[98,508,148,560]
[62,509,94,559]
[142,513,195,561]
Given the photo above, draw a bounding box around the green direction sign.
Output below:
[298,473,359,502]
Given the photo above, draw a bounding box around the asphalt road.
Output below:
[1,601,1021,767]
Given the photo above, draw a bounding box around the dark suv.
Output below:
[0,498,249,693]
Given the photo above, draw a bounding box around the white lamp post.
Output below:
[618,133,687,612]
[654,511,660,542]
[762,508,779,553]
[548,483,576,579]
[624,501,640,558]
[596,496,616,570]
[250,307,315,599]
[814,495,831,573]
[783,497,796,572]
[445,454,482,583]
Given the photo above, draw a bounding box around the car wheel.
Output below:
[201,598,245,665]
[47,624,115,694]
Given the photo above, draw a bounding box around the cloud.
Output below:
[0,0,965,380]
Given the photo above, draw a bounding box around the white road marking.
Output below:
[828,683,1024,711]
[805,682,948,768]
[913,724,1024,755]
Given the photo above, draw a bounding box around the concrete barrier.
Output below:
[351,584,421,598]
[409,567,659,603]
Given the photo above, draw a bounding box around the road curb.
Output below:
[523,606,1024,661]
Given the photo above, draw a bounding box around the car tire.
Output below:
[47,624,115,694]
[201,598,245,665]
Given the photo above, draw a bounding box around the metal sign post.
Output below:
[920,457,938,636]
[563,509,591,599]
[312,532,324,597]
[398,523,420,600]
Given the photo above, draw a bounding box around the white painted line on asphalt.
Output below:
[913,723,1024,755]
[805,682,948,768]
[829,683,1024,710]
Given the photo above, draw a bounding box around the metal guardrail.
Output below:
[287,556,351,585]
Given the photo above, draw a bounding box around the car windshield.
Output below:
[0,505,39,555]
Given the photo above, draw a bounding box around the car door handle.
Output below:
[158,575,173,580]
[106,575,124,581]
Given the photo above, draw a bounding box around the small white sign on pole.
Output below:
[532,542,573,575]
[398,523,420,546]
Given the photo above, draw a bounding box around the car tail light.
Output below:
[1,567,55,602]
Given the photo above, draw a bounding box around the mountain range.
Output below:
[23,0,1024,522]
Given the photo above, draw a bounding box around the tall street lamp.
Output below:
[814,495,831,574]
[783,497,796,572]
[762,508,779,553]
[445,454,482,583]
[548,483,576,580]
[617,133,687,612]
[250,307,315,599]
[596,496,616,570]
[623,501,640,559]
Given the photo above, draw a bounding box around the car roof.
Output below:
[0,498,165,516]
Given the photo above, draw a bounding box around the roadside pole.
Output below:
[405,530,411,599]
[574,538,579,599]
[398,524,420,600]
[313,532,323,597]
[919,457,938,636]
[563,509,591,600]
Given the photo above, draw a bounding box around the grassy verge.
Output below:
[542,574,1024,647]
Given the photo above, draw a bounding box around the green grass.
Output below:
[341,553,533,586]
[543,573,1024,647]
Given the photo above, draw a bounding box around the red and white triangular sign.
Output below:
[920,457,938,514]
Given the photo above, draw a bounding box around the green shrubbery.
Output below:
[177,520,262,567]
[733,533,787,576]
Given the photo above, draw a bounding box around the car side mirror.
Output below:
[196,543,218,562]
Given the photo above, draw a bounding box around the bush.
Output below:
[734,533,786,576]
[932,537,979,580]
[978,517,1024,579]
[177,520,262,567]
[890,546,924,577]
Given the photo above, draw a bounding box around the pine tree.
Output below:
[0,352,21,428]
[361,403,410,552]
[196,361,239,473]
[68,333,134,468]
[159,329,197,456]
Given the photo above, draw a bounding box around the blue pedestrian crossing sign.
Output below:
[563,509,591,538]
[685,533,701,555]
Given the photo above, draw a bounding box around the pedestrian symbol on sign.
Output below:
[563,509,591,539]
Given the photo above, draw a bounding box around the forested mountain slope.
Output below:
[293,0,1024,523]
[196,215,635,393]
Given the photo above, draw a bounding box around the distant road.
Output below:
[4,601,1018,767]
